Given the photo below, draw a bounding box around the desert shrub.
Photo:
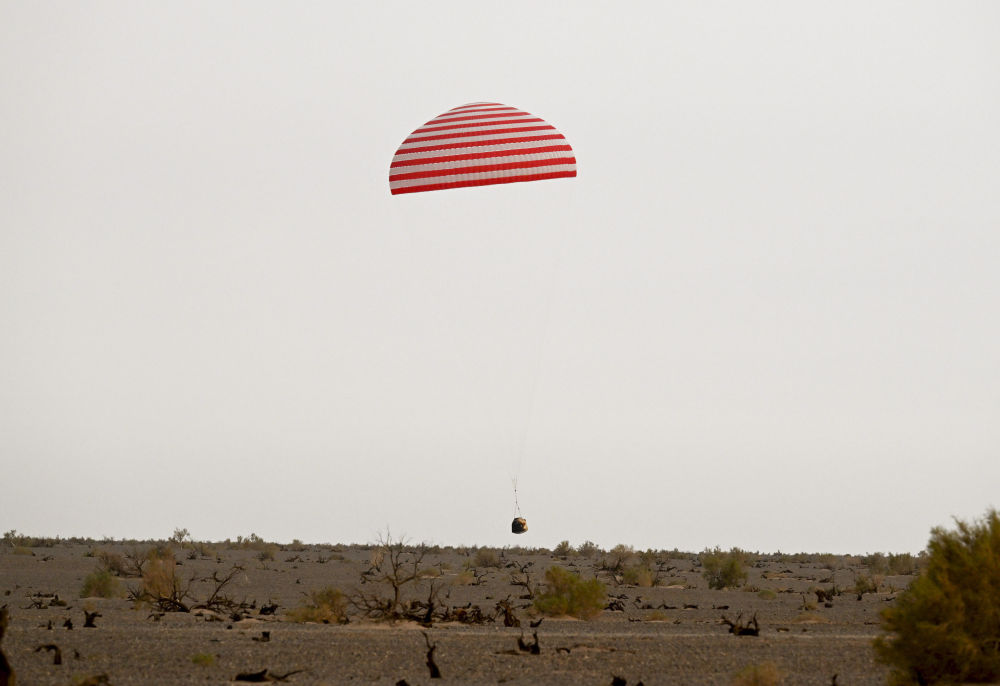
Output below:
[853,573,881,596]
[190,542,216,559]
[886,552,918,576]
[732,661,783,686]
[701,548,749,589]
[472,547,501,568]
[622,562,657,587]
[80,569,122,598]
[553,540,573,557]
[874,510,1000,685]
[577,541,601,558]
[452,570,477,585]
[862,552,890,575]
[11,547,33,556]
[534,566,606,619]
[191,653,215,667]
[286,587,348,624]
[96,550,127,575]
[757,589,777,600]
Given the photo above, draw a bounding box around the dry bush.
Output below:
[95,550,128,576]
[577,541,601,558]
[533,566,606,620]
[853,573,881,597]
[452,570,478,586]
[287,587,348,624]
[874,510,1000,685]
[141,550,181,601]
[472,547,501,568]
[553,540,574,557]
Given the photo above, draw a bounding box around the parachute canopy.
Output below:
[390,102,576,195]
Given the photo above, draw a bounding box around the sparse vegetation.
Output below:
[701,548,749,589]
[886,552,918,576]
[472,547,501,568]
[533,566,606,619]
[80,570,123,598]
[874,510,1000,685]
[191,652,215,667]
[732,661,783,686]
[287,587,348,624]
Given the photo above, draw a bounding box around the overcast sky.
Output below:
[2,1,998,554]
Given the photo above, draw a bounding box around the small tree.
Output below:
[355,530,432,619]
[874,509,1000,685]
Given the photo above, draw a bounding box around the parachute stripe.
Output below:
[448,102,505,111]
[391,163,577,190]
[390,103,575,194]
[414,117,543,134]
[406,124,555,143]
[390,156,577,182]
[421,111,526,126]
[402,125,556,144]
[394,134,567,157]
[391,144,574,168]
[391,169,577,194]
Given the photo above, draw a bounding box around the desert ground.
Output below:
[0,538,914,685]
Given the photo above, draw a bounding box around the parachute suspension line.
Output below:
[510,209,571,486]
[512,477,522,518]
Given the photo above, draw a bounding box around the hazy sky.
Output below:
[3,2,998,554]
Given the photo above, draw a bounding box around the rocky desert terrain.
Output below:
[0,538,915,685]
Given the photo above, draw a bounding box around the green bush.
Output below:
[874,510,1000,685]
[701,548,748,589]
[80,569,122,598]
[534,566,606,619]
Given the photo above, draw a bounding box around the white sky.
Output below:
[2,2,998,554]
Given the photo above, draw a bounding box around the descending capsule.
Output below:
[389,102,576,195]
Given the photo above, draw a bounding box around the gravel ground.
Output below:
[1,543,898,685]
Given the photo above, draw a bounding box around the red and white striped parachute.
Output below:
[389,102,576,195]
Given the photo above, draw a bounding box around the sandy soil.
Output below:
[0,542,905,685]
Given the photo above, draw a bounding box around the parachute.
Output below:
[389,102,576,195]
[390,102,577,535]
